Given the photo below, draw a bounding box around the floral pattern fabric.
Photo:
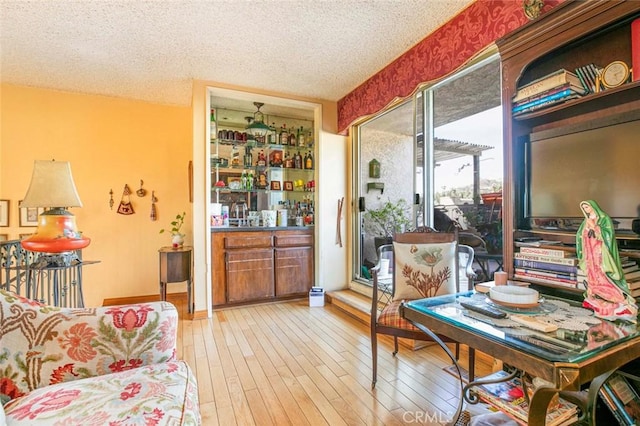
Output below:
[0,289,200,425]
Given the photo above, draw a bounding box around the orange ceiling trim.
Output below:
[337,0,565,135]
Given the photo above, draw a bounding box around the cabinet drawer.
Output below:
[224,234,272,249]
[274,233,313,247]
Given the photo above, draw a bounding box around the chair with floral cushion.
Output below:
[0,289,200,425]
[370,227,476,389]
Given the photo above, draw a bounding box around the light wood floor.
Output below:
[173,297,493,425]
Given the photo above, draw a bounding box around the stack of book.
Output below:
[575,63,603,94]
[513,246,580,289]
[622,258,640,298]
[512,69,587,116]
[474,370,578,426]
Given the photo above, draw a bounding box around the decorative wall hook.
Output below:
[150,190,158,221]
[136,179,147,197]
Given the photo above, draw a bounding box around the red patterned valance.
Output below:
[337,0,564,134]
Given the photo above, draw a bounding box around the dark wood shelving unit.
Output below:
[496,0,640,286]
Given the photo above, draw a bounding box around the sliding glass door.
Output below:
[353,52,502,286]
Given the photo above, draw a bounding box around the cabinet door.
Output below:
[274,246,314,296]
[226,248,274,303]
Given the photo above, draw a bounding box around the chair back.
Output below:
[391,228,459,301]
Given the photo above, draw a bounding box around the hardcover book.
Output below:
[514,252,578,266]
[519,247,568,258]
[514,259,578,274]
[601,373,640,425]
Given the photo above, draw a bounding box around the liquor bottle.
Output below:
[244,147,253,167]
[294,151,303,169]
[280,124,289,145]
[241,170,247,190]
[298,126,305,147]
[305,151,313,169]
[306,130,313,147]
[284,152,293,168]
[269,122,277,144]
[210,109,217,141]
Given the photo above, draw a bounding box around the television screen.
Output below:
[528,119,640,220]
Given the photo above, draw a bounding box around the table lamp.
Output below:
[20,160,90,254]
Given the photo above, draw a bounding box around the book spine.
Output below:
[514,259,577,274]
[633,18,640,82]
[514,273,577,288]
[514,253,577,266]
[519,247,568,258]
[574,67,591,94]
[512,89,574,112]
[513,69,573,102]
[513,94,580,115]
[514,268,576,280]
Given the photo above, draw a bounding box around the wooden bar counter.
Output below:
[211,227,314,307]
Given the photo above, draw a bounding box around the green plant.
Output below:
[364,199,412,238]
[160,212,186,236]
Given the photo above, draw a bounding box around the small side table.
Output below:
[158,246,193,313]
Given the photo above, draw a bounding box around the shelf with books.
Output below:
[471,370,579,426]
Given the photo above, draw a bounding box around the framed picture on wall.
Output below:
[283,181,293,191]
[19,201,43,227]
[0,234,8,242]
[270,180,281,191]
[0,200,8,227]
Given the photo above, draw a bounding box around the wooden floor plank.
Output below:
[182,299,493,425]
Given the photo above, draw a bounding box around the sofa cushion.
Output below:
[4,360,200,425]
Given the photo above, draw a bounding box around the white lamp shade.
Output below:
[21,160,83,208]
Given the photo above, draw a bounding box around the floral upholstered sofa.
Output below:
[0,289,200,425]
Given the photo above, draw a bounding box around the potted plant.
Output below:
[364,198,412,251]
[160,212,186,248]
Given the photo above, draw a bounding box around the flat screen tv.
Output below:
[527,119,640,223]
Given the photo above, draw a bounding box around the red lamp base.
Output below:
[19,210,90,253]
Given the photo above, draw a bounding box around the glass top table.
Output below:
[401,291,640,425]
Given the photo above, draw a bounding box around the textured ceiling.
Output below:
[0,0,474,107]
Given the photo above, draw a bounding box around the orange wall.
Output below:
[0,83,192,306]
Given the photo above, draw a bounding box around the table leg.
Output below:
[159,281,167,302]
[187,278,192,314]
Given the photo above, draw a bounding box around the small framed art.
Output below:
[283,181,294,191]
[270,181,281,191]
[0,234,8,242]
[0,200,8,227]
[19,201,43,227]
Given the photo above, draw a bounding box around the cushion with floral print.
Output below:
[4,360,200,425]
[0,289,178,403]
[392,241,457,301]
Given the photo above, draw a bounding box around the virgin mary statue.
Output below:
[577,200,637,323]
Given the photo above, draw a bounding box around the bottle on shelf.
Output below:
[306,130,313,147]
[210,109,217,141]
[243,147,253,167]
[269,123,277,144]
[257,150,267,167]
[305,151,313,169]
[294,150,303,169]
[280,124,289,145]
[231,145,240,166]
[284,152,293,168]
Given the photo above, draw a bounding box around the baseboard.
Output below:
[102,292,187,306]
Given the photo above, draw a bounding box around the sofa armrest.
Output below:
[0,289,178,401]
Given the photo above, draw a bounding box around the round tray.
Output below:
[489,297,539,309]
